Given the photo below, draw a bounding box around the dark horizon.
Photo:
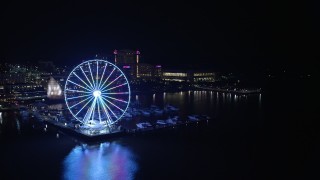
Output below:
[1,0,319,73]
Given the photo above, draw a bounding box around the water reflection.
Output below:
[259,93,262,108]
[0,112,2,125]
[15,118,21,134]
[63,142,138,180]
[152,94,155,104]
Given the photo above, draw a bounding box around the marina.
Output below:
[19,100,212,141]
[1,89,268,180]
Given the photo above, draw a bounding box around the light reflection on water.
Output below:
[132,91,261,118]
[63,142,138,180]
[0,112,3,124]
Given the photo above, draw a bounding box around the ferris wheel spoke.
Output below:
[102,82,128,92]
[99,98,116,123]
[98,98,113,125]
[66,93,91,100]
[87,62,96,89]
[69,95,92,109]
[67,80,92,92]
[96,60,99,88]
[66,89,91,94]
[97,97,102,123]
[102,92,129,95]
[101,94,128,103]
[101,74,123,91]
[90,98,97,121]
[80,66,94,89]
[99,67,115,90]
[75,96,94,116]
[101,96,125,113]
[72,72,93,90]
[97,63,107,89]
[83,98,96,124]
[99,97,119,120]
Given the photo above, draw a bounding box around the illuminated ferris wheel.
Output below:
[64,59,130,127]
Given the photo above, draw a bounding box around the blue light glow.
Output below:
[64,59,131,127]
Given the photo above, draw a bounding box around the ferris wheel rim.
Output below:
[64,59,131,125]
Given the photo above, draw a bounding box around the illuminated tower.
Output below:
[136,50,140,78]
[112,49,140,79]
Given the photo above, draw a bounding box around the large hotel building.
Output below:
[114,49,215,82]
[114,49,162,79]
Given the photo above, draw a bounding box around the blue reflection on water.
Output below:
[63,142,138,180]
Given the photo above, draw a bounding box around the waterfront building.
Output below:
[113,50,162,80]
[0,63,45,85]
[137,63,153,79]
[162,70,215,82]
[192,72,215,82]
[114,49,138,65]
[154,65,162,78]
[0,62,65,102]
[162,70,189,82]
[114,49,140,79]
[9,83,47,101]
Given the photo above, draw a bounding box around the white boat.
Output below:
[165,104,179,111]
[198,114,211,120]
[153,109,163,115]
[136,123,144,129]
[156,120,167,125]
[144,122,152,127]
[188,115,200,121]
[130,110,141,116]
[172,115,179,121]
[136,122,153,129]
[123,112,132,118]
[140,110,151,116]
[166,118,176,125]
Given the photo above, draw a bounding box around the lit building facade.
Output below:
[0,63,45,85]
[192,72,215,82]
[162,71,189,82]
[162,70,215,82]
[137,63,153,78]
[9,84,47,101]
[0,62,67,102]
[114,49,138,65]
[114,49,140,78]
[0,63,46,102]
[113,49,162,80]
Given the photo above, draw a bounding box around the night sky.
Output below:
[0,0,318,72]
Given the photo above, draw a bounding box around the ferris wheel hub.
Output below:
[93,90,101,97]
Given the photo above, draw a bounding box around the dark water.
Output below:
[0,79,317,179]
